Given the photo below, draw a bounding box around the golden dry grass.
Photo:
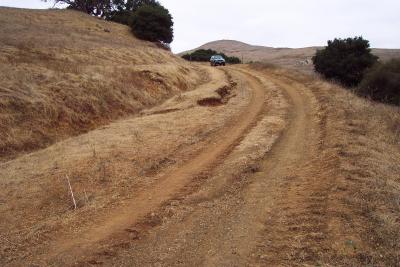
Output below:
[0,7,205,161]
[1,7,400,266]
[253,64,400,265]
[310,79,400,265]
[0,65,246,264]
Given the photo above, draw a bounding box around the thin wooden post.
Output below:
[84,189,89,204]
[66,175,77,210]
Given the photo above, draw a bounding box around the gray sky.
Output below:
[1,0,399,52]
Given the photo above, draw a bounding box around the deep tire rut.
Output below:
[250,73,335,266]
[11,66,337,266]
[92,67,334,267]
[36,66,267,266]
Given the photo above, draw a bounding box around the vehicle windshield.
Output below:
[212,55,224,59]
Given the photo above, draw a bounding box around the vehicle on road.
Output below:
[210,55,226,66]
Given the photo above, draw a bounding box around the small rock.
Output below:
[125,228,140,240]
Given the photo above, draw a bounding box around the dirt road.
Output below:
[2,65,335,266]
[94,68,332,266]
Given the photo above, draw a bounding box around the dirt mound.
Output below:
[197,82,236,107]
[0,8,205,161]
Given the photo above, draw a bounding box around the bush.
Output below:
[182,49,216,62]
[358,59,400,106]
[313,37,378,87]
[182,49,241,64]
[108,10,134,25]
[130,4,173,43]
[108,0,161,25]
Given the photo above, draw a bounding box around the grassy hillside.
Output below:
[0,8,204,161]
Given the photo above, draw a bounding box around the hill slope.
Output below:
[181,40,400,72]
[0,8,204,160]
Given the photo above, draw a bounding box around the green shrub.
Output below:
[108,0,161,25]
[182,49,241,64]
[226,56,241,64]
[108,10,134,25]
[313,37,378,87]
[358,59,400,106]
[130,4,173,44]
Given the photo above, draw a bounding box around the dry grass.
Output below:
[258,65,400,265]
[0,7,205,161]
[313,82,400,265]
[0,64,247,264]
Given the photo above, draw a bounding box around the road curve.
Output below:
[94,66,329,266]
[34,66,268,266]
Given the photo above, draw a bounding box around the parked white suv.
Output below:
[210,55,226,66]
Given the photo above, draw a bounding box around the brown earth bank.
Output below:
[0,8,206,161]
[181,40,400,73]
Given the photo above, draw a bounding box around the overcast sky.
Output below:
[1,0,399,52]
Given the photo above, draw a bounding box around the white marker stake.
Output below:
[66,175,77,210]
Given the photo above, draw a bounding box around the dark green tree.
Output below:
[130,4,173,44]
[47,0,112,17]
[313,37,378,86]
[46,1,160,23]
[109,0,160,25]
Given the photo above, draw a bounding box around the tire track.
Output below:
[249,71,336,266]
[91,66,325,267]
[36,66,267,266]
[102,66,333,267]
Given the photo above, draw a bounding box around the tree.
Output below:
[45,0,159,21]
[312,37,378,87]
[128,0,159,11]
[108,0,160,25]
[130,4,173,44]
[358,59,400,106]
[45,0,112,17]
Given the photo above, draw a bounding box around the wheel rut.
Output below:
[36,66,267,266]
[16,66,335,266]
[87,67,334,267]
[168,68,331,266]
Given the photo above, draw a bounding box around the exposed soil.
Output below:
[1,64,399,266]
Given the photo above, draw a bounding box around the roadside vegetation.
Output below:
[182,49,242,64]
[358,59,400,106]
[313,36,399,106]
[313,37,378,87]
[130,4,173,44]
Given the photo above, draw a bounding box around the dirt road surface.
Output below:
[0,64,367,266]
